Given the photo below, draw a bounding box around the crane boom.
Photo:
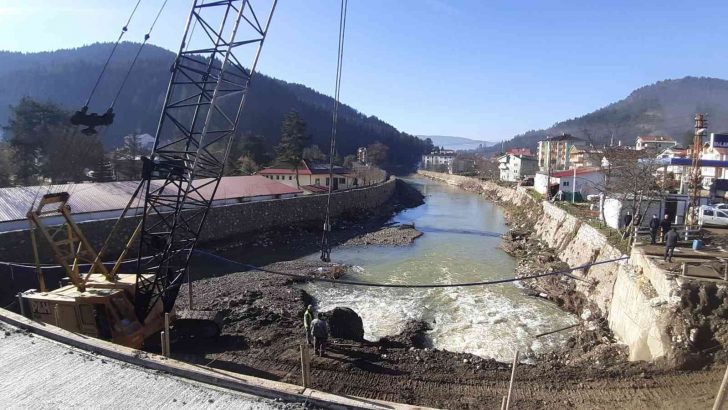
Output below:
[134,0,277,322]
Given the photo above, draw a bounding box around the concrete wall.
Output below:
[417,170,680,362]
[0,178,397,264]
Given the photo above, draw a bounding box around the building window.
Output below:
[563,181,569,186]
[315,178,320,185]
[289,176,293,180]
[326,178,330,186]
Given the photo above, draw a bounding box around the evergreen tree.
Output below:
[367,142,389,166]
[302,145,326,162]
[3,98,66,184]
[275,111,309,187]
[0,142,16,187]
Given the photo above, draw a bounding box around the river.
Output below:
[302,176,578,361]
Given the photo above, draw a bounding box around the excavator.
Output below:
[17,0,278,349]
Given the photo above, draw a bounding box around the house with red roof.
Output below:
[506,147,532,156]
[257,159,357,194]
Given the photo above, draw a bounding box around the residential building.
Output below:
[635,135,676,151]
[699,134,728,187]
[498,154,538,182]
[537,134,586,172]
[258,159,357,192]
[534,167,603,198]
[356,147,368,164]
[655,145,688,186]
[569,146,603,168]
[0,176,302,233]
[506,147,532,156]
[421,150,455,172]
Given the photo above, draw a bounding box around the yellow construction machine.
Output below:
[17,0,277,349]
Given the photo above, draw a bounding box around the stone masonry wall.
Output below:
[0,178,397,264]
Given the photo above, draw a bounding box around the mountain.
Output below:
[500,77,728,151]
[0,43,431,168]
[417,135,493,151]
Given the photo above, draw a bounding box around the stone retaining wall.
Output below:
[0,178,397,264]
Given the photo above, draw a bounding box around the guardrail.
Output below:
[633,225,702,242]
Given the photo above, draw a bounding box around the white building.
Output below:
[534,167,604,198]
[258,160,357,192]
[421,151,455,172]
[600,194,707,228]
[635,135,676,151]
[498,154,538,182]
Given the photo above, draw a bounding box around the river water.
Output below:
[303,176,578,361]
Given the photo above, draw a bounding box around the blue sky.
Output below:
[1,1,728,141]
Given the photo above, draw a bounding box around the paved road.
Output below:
[0,322,302,410]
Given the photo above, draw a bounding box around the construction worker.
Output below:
[311,312,329,357]
[303,305,313,345]
[660,213,672,243]
[649,214,660,244]
[664,227,678,263]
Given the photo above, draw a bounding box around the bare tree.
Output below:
[600,147,663,237]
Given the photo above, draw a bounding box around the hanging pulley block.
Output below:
[70,106,115,135]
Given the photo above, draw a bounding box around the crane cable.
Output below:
[110,0,169,109]
[320,0,349,262]
[83,0,143,108]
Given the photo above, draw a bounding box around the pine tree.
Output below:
[275,111,309,187]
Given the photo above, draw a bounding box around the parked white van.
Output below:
[698,205,728,226]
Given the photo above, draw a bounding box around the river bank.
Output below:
[170,176,724,408]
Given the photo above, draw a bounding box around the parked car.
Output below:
[519,177,534,187]
[698,205,728,226]
[713,203,728,211]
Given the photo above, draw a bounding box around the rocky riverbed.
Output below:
[173,257,720,409]
[169,177,724,408]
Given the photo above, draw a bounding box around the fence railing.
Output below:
[633,225,702,242]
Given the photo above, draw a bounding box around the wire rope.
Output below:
[320,0,349,262]
[110,0,169,109]
[84,0,143,108]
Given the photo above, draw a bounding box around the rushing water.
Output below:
[302,176,578,361]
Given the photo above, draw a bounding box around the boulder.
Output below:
[325,307,365,341]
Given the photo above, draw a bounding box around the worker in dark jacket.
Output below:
[664,227,678,262]
[660,214,672,243]
[622,211,633,239]
[311,313,329,357]
[649,214,660,244]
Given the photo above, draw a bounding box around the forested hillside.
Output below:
[499,77,728,151]
[0,42,431,167]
